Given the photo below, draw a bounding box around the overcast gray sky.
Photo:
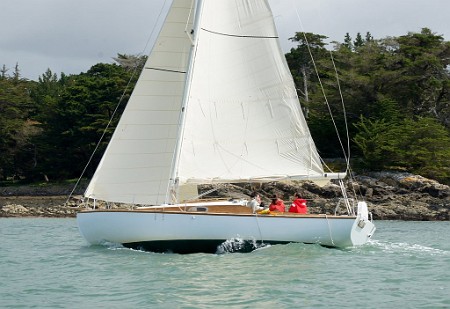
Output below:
[1,0,448,80]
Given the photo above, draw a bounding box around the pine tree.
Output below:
[354,32,364,49]
[343,33,353,50]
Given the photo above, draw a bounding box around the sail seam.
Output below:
[201,28,278,39]
[145,67,187,74]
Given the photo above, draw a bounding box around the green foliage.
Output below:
[343,33,353,50]
[0,58,139,182]
[354,117,450,183]
[286,32,329,105]
[0,29,449,185]
[0,69,37,180]
[30,63,135,180]
[353,117,393,169]
[354,32,364,49]
[285,28,450,183]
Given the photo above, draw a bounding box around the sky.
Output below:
[1,0,449,81]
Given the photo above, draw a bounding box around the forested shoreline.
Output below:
[1,28,449,186]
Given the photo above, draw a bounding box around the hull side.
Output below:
[77,211,372,253]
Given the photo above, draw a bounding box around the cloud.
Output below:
[271,0,448,48]
[1,0,448,80]
[1,0,169,79]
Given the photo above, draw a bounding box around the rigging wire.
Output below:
[65,0,170,204]
[329,51,351,172]
[324,214,336,246]
[291,1,350,172]
[329,51,360,199]
[291,1,364,203]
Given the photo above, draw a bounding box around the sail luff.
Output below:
[168,0,204,204]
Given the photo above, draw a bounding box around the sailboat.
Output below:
[77,0,376,253]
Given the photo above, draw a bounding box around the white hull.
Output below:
[77,202,375,253]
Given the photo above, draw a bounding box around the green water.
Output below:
[0,219,449,308]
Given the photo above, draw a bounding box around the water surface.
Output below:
[1,219,449,308]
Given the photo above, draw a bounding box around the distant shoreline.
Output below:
[1,172,449,220]
[0,196,78,218]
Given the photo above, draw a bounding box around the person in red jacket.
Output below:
[269,194,285,213]
[289,192,308,214]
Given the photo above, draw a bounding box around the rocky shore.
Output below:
[1,172,449,220]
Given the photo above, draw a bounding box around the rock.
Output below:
[1,204,29,215]
[0,172,449,220]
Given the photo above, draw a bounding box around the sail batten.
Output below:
[200,27,279,39]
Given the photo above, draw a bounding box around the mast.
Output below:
[167,0,204,204]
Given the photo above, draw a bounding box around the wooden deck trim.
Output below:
[78,209,357,219]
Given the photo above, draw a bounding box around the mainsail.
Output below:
[176,1,324,184]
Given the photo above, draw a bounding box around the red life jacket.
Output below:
[269,200,285,212]
[289,198,308,214]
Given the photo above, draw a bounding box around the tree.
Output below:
[354,116,450,183]
[353,117,394,169]
[32,63,136,180]
[1,29,447,184]
[354,32,364,49]
[343,33,353,50]
[1,65,8,79]
[0,68,35,180]
[113,54,147,72]
[286,32,329,115]
[394,28,450,125]
[12,63,21,82]
[285,29,450,183]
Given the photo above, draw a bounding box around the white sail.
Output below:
[85,0,333,205]
[84,0,195,205]
[176,0,324,185]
